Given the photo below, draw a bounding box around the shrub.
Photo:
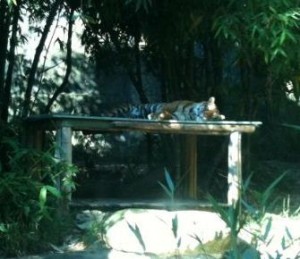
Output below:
[0,124,77,257]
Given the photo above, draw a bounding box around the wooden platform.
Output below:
[25,115,262,207]
[25,114,261,135]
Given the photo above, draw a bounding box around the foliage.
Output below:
[158,168,176,202]
[127,222,146,252]
[212,0,300,121]
[0,0,80,122]
[0,125,76,257]
[214,1,300,63]
[207,173,287,258]
[1,0,300,155]
[77,0,300,122]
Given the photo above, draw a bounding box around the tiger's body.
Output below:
[102,97,225,122]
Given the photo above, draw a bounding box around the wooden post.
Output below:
[183,135,198,199]
[227,131,242,206]
[55,126,72,202]
[174,135,181,192]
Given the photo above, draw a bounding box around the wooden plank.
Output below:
[25,115,262,135]
[227,131,242,206]
[113,120,259,135]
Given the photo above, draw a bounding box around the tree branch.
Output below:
[22,0,63,117]
[44,8,74,113]
[108,21,149,104]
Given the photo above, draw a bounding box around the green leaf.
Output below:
[286,31,297,43]
[285,226,293,242]
[281,123,300,131]
[6,0,17,6]
[207,195,230,226]
[269,6,277,14]
[278,48,288,58]
[241,199,258,218]
[164,168,175,193]
[45,185,61,198]
[158,181,173,199]
[0,223,7,233]
[251,25,258,39]
[262,172,286,206]
[281,236,286,249]
[279,31,286,45]
[39,186,47,208]
[177,236,182,248]
[243,174,253,192]
[127,222,146,251]
[262,217,273,241]
[172,214,178,238]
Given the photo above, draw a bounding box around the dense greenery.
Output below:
[0,124,77,256]
[80,0,300,121]
[1,0,300,256]
[1,0,299,120]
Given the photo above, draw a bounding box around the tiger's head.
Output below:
[202,97,225,121]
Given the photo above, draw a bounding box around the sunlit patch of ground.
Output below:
[48,208,300,258]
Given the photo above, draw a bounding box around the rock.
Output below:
[102,209,229,256]
[76,210,106,230]
[240,213,300,258]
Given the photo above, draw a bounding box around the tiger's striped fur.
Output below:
[102,97,225,122]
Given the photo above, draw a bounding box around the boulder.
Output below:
[102,209,229,255]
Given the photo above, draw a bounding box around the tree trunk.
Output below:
[2,3,19,123]
[128,31,149,104]
[22,0,63,117]
[0,0,10,122]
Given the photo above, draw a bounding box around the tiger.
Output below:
[101,97,225,122]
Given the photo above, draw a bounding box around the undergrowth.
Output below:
[0,124,78,257]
